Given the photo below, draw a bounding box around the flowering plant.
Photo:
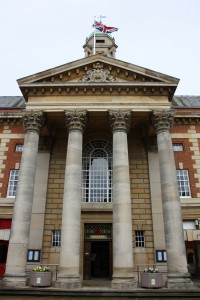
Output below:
[143,266,159,273]
[32,266,50,272]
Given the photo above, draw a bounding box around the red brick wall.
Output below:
[0,124,24,198]
[172,124,200,198]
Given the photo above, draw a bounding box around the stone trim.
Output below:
[65,110,88,132]
[0,113,22,125]
[108,110,131,133]
[22,111,46,133]
[20,83,176,101]
[152,110,175,134]
[174,115,200,125]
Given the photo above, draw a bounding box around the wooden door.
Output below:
[83,241,112,280]
[83,241,91,280]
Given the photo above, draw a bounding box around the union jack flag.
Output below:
[93,21,118,34]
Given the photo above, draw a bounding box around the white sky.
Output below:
[0,0,200,96]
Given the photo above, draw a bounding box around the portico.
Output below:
[2,32,193,289]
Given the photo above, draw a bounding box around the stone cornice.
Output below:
[174,113,200,125]
[19,82,177,101]
[0,112,22,125]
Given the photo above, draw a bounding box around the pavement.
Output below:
[0,278,200,299]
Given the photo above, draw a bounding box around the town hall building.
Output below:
[0,31,200,289]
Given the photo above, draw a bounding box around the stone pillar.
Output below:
[3,111,46,287]
[152,110,193,289]
[56,110,87,289]
[108,110,136,289]
[147,138,166,269]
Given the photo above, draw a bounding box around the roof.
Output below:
[171,96,200,108]
[0,96,25,108]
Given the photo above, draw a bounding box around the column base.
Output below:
[111,276,137,289]
[3,274,27,288]
[55,275,81,289]
[167,273,193,289]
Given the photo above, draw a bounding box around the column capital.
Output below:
[22,110,46,133]
[108,110,131,133]
[151,110,175,134]
[65,110,88,132]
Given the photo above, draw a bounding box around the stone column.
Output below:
[3,111,46,287]
[56,110,87,289]
[108,110,136,289]
[152,109,193,289]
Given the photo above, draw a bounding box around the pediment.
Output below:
[18,55,179,100]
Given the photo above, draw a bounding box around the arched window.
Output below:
[82,140,112,202]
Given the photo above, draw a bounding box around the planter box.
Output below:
[141,272,163,288]
[29,272,52,287]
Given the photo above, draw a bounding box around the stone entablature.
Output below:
[0,112,22,125]
[19,82,176,100]
[174,113,200,124]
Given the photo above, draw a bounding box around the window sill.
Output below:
[0,197,15,206]
[181,198,200,206]
[134,247,147,253]
[50,247,60,253]
[81,202,113,211]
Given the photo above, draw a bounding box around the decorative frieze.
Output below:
[108,110,131,133]
[22,111,46,133]
[151,110,175,134]
[65,110,88,132]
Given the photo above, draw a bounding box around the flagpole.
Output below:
[93,15,106,55]
[94,16,96,55]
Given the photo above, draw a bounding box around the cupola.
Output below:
[83,31,118,58]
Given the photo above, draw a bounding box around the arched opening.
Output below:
[82,140,112,203]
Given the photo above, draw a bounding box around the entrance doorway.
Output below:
[83,223,112,280]
[91,241,109,278]
[0,241,8,278]
[186,241,200,276]
[84,241,112,280]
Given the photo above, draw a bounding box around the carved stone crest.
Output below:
[79,63,117,82]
